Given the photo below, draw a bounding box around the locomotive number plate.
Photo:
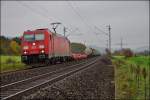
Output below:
[32,46,36,49]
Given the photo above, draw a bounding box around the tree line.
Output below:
[0,36,21,55]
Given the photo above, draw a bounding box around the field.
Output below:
[112,56,150,99]
[0,55,25,73]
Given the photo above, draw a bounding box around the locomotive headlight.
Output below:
[39,45,44,49]
[24,51,27,54]
[41,50,44,53]
[32,42,36,46]
[23,46,29,50]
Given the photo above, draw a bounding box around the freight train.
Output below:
[20,28,99,65]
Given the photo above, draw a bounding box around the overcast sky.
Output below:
[1,1,149,49]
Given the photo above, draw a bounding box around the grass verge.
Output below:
[112,56,150,99]
[0,55,25,73]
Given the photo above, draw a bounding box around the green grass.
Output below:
[0,55,26,73]
[112,55,150,99]
[0,55,21,63]
[127,56,149,67]
[113,55,149,68]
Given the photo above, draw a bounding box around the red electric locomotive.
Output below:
[21,28,72,64]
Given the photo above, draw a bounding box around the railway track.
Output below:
[1,58,94,86]
[0,57,99,100]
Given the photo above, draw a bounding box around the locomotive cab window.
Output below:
[24,34,34,41]
[35,34,44,40]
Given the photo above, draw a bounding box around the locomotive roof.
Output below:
[24,28,69,41]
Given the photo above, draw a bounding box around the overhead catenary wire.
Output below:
[28,1,65,24]
[17,2,65,29]
[27,1,82,38]
[94,26,108,36]
[17,1,106,45]
[66,27,82,37]
[66,1,97,34]
[17,1,94,34]
[68,1,109,46]
[73,2,108,36]
[72,2,114,51]
[17,1,50,20]
[66,1,107,45]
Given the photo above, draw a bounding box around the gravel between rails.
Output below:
[0,57,96,86]
[23,56,115,100]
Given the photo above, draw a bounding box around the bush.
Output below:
[122,48,134,58]
[6,58,16,64]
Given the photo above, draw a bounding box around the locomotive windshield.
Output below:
[24,34,34,41]
[24,33,44,41]
[35,34,44,40]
